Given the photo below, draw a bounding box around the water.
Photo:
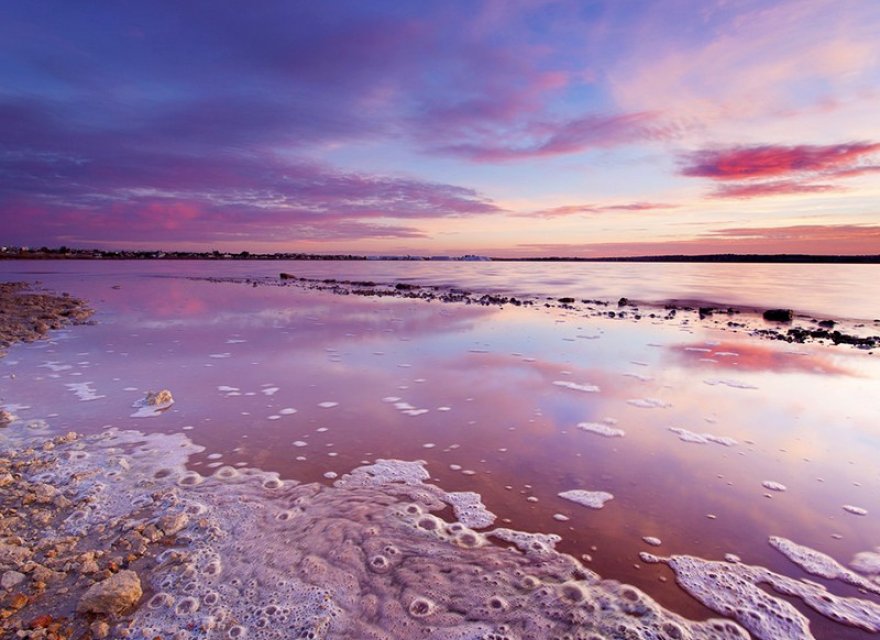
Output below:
[4,259,879,319]
[1,259,879,639]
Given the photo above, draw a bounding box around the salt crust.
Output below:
[0,425,812,640]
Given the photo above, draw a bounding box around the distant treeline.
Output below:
[1,247,878,263]
[496,254,880,264]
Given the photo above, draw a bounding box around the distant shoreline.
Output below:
[2,248,879,263]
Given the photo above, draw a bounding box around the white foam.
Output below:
[553,380,600,393]
[443,491,496,529]
[704,379,758,390]
[668,427,737,446]
[65,381,105,402]
[576,422,625,438]
[627,398,670,409]
[851,549,880,575]
[656,550,880,638]
[209,352,231,359]
[642,536,662,547]
[622,372,653,382]
[558,490,614,509]
[279,408,297,415]
[261,387,279,396]
[769,536,880,596]
[761,481,787,492]
[843,505,868,516]
[318,401,339,408]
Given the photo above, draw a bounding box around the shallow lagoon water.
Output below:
[1,260,879,638]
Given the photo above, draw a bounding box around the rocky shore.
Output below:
[200,273,880,352]
[0,283,94,357]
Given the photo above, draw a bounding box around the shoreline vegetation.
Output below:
[2,247,879,264]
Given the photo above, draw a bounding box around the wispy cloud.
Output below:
[679,141,880,198]
[514,224,880,257]
[681,143,880,180]
[529,202,678,218]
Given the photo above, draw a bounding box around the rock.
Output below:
[617,297,629,307]
[76,570,142,615]
[31,483,57,504]
[279,272,295,280]
[557,297,575,304]
[31,564,64,584]
[0,543,32,568]
[0,473,13,487]
[818,319,836,328]
[91,620,111,639]
[0,410,14,427]
[1,570,25,590]
[157,512,189,536]
[763,308,793,322]
[145,389,173,406]
[80,559,100,574]
[698,307,714,319]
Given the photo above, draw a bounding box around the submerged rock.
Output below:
[76,570,142,615]
[145,389,173,406]
[763,308,793,322]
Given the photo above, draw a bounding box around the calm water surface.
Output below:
[1,260,878,638]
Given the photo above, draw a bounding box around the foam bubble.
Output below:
[553,380,600,393]
[576,422,624,438]
[443,491,496,529]
[851,549,880,575]
[769,536,880,596]
[642,536,662,547]
[627,398,670,409]
[65,381,105,402]
[660,551,880,638]
[558,490,614,509]
[668,427,737,446]
[843,504,868,516]
[704,379,758,390]
[761,481,787,492]
[317,401,338,408]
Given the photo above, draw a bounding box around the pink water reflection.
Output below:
[1,265,878,638]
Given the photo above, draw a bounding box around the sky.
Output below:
[1,0,879,257]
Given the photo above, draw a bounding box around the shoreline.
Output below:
[193,272,880,352]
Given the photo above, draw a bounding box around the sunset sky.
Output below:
[1,0,879,257]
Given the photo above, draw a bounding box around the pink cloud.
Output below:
[710,181,838,199]
[680,141,880,199]
[434,111,664,162]
[529,202,679,217]
[681,143,880,180]
[510,224,880,258]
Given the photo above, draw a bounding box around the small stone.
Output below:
[31,483,57,504]
[1,570,25,590]
[80,559,100,574]
[763,308,793,322]
[76,570,142,615]
[157,513,189,536]
[145,390,173,406]
[91,620,111,639]
[0,473,12,488]
[0,410,15,427]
